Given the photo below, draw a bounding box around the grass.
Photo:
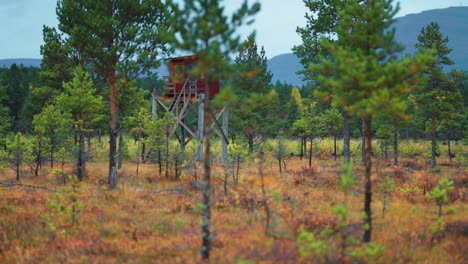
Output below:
[0,138,467,263]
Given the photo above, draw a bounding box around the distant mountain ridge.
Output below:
[2,7,467,87]
[0,58,41,68]
[267,6,468,86]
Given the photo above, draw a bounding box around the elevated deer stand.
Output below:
[152,55,228,161]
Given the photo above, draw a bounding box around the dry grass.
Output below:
[0,140,467,263]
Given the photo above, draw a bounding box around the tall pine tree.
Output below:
[314,0,433,242]
[230,34,273,152]
[414,22,454,167]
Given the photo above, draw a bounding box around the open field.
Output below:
[0,139,467,263]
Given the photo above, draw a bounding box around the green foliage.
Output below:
[296,230,327,259]
[413,21,457,167]
[0,84,12,147]
[315,108,344,138]
[56,67,104,133]
[46,175,83,232]
[379,176,396,218]
[373,114,394,155]
[430,177,454,217]
[350,242,386,262]
[229,35,276,146]
[0,133,34,179]
[424,143,441,160]
[56,67,104,179]
[32,104,72,167]
[0,64,40,132]
[341,163,355,195]
[293,0,359,82]
[292,104,318,138]
[273,135,289,174]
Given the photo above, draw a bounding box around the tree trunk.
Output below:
[181,118,186,151]
[16,162,20,181]
[343,111,350,165]
[136,140,140,178]
[16,136,21,181]
[448,139,452,162]
[300,136,304,160]
[260,151,270,234]
[248,136,254,154]
[165,135,170,179]
[50,141,55,169]
[308,136,313,167]
[363,116,373,243]
[361,116,366,164]
[87,133,92,154]
[118,131,123,170]
[77,129,86,180]
[236,155,240,185]
[117,115,124,169]
[303,136,307,158]
[201,79,212,260]
[108,77,118,189]
[278,158,282,174]
[35,139,42,177]
[333,135,337,161]
[393,125,398,166]
[431,111,437,168]
[158,149,162,175]
[141,142,146,162]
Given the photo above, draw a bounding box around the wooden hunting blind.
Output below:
[162,55,220,100]
[152,55,228,161]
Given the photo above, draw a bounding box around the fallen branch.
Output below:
[0,181,56,192]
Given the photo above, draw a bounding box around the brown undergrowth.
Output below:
[0,154,467,263]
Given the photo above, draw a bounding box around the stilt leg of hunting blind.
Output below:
[196,93,205,161]
[151,89,157,119]
[222,107,229,162]
[181,117,186,151]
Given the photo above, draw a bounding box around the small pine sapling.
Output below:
[379,176,396,218]
[430,177,454,217]
[333,163,356,261]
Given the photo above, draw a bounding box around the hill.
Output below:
[267,53,303,87]
[267,6,468,86]
[394,7,468,71]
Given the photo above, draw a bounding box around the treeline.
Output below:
[0,40,467,160]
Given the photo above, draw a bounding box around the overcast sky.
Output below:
[0,0,467,60]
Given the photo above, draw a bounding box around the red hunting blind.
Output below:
[152,55,228,161]
[162,55,220,100]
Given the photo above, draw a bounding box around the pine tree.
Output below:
[294,0,365,164]
[0,84,12,150]
[414,22,455,167]
[314,0,433,242]
[316,108,344,160]
[32,104,72,169]
[33,26,78,115]
[230,35,273,152]
[56,67,104,180]
[166,0,259,259]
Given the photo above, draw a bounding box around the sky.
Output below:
[0,0,467,60]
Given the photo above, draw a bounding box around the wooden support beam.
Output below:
[155,97,197,139]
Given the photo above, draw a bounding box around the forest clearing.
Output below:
[1,138,466,263]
